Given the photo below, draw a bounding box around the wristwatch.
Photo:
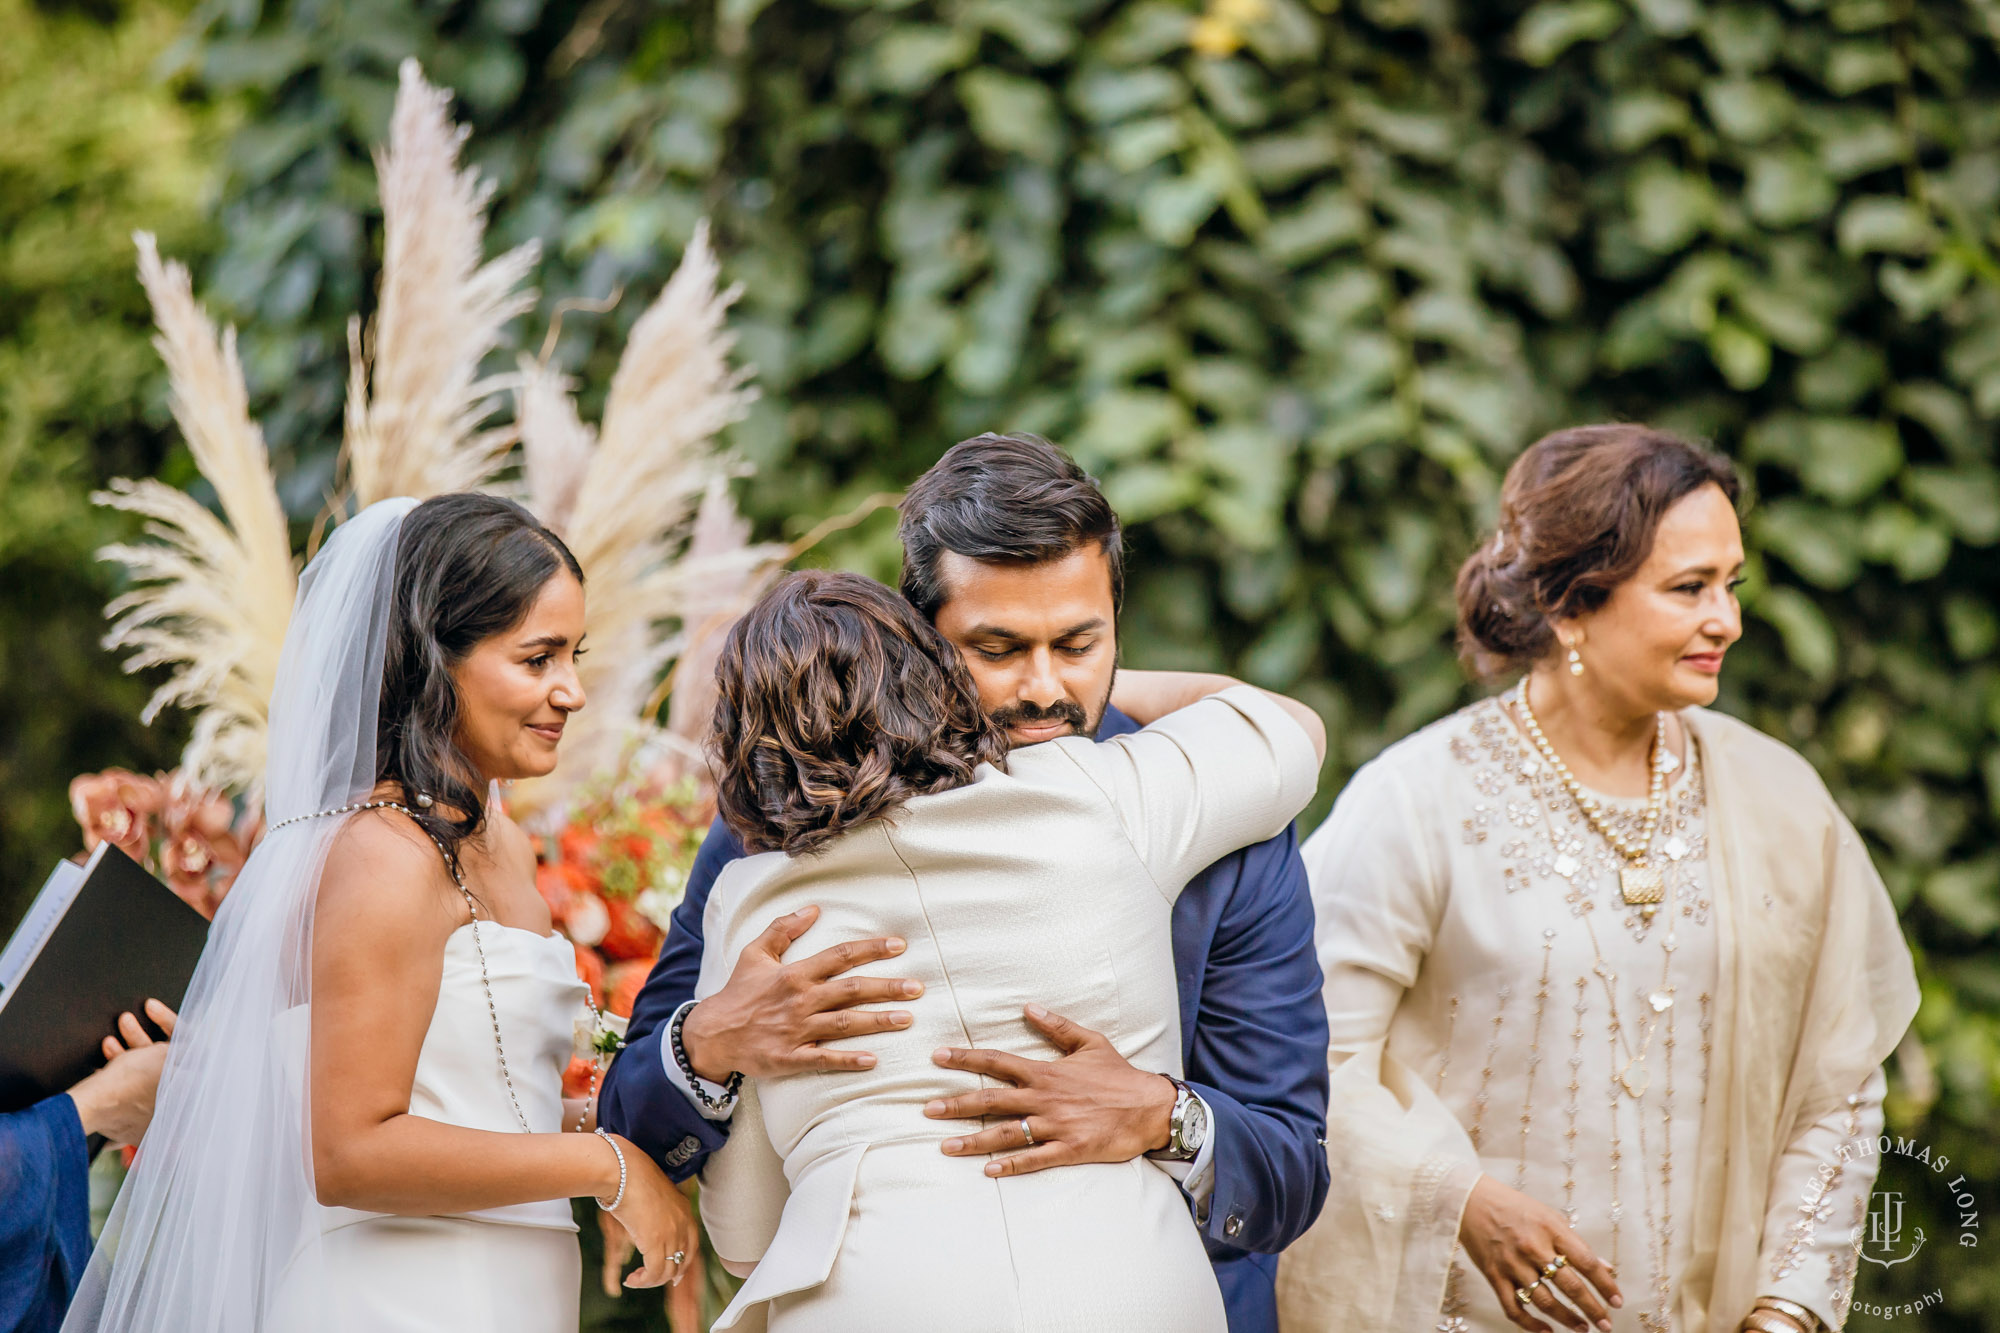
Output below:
[1146,1076,1209,1163]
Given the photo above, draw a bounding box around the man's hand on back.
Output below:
[923,1004,1176,1176]
[678,905,925,1083]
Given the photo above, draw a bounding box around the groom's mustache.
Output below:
[988,699,1089,734]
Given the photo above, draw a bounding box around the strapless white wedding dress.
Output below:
[270,922,588,1332]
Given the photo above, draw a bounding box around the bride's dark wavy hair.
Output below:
[376,493,584,867]
[709,570,1008,856]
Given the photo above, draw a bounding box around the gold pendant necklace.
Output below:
[1516,679,1671,919]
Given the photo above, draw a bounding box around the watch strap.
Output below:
[1146,1075,1199,1162]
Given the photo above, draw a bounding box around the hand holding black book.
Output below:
[0,843,209,1113]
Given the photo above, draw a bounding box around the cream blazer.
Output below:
[695,687,1320,1333]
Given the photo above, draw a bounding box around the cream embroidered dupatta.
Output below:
[1276,706,1919,1333]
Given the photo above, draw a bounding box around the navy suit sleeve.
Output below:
[0,1094,92,1332]
[1179,826,1331,1256]
[598,817,745,1181]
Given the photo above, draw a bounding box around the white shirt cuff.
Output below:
[661,1000,738,1121]
[1151,1090,1217,1215]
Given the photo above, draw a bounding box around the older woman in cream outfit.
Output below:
[1277,426,1919,1333]
[689,571,1324,1333]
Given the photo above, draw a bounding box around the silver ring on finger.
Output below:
[1019,1118,1035,1147]
[669,1251,686,1266]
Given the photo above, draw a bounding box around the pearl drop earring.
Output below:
[415,791,435,809]
[1566,643,1583,676]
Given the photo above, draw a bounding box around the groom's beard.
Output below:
[987,669,1116,749]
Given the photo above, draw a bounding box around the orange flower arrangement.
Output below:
[68,769,258,919]
[537,776,711,1100]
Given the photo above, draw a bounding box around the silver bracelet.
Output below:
[592,1127,627,1211]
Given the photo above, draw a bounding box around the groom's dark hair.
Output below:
[898,433,1124,621]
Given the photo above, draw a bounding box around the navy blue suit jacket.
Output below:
[601,707,1331,1332]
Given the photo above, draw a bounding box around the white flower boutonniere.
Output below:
[574,1008,629,1061]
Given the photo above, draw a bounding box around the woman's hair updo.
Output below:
[376,493,584,866]
[1454,424,1741,680]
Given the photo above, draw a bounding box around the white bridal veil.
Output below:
[64,497,418,1333]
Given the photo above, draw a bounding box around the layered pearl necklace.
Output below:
[1514,679,1673,921]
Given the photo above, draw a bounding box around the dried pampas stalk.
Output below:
[651,477,786,788]
[516,356,597,537]
[509,223,760,823]
[344,58,539,507]
[97,233,299,795]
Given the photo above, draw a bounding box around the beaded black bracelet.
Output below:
[669,1001,743,1112]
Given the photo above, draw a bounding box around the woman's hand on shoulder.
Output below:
[602,1135,699,1288]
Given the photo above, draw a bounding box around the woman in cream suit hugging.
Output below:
[689,570,1324,1333]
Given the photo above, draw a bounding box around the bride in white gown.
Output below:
[64,494,695,1333]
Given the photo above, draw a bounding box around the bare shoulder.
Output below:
[318,808,458,940]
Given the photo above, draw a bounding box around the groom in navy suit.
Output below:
[601,434,1329,1331]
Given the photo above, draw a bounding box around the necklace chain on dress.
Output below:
[1515,678,1673,920]
[1493,694,1695,1331]
[273,797,604,1135]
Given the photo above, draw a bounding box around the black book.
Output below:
[0,842,209,1113]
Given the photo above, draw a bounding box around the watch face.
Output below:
[1181,1096,1209,1153]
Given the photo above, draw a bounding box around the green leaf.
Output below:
[870,26,976,95]
[1744,151,1837,227]
[1136,172,1221,246]
[1816,112,1905,180]
[1514,1,1625,66]
[1752,585,1840,680]
[1699,78,1790,142]
[1860,502,1953,581]
[1627,162,1712,253]
[1837,197,1936,256]
[1795,341,1886,412]
[1733,283,1833,354]
[1605,91,1690,152]
[1879,255,1970,320]
[1923,856,2000,938]
[1825,40,1902,94]
[1698,5,1782,71]
[1260,185,1367,266]
[959,69,1064,163]
[1100,461,1201,521]
[1755,500,1863,588]
[1629,0,1698,36]
[1798,418,1904,503]
[1707,318,1770,389]
[1241,608,1320,688]
[1104,116,1184,172]
[1943,594,2000,661]
[1069,66,1185,124]
[1905,467,2000,545]
[1072,388,1184,462]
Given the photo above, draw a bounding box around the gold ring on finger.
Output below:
[1541,1255,1568,1278]
[1020,1118,1035,1147]
[1515,1282,1541,1308]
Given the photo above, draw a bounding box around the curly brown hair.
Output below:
[708,570,1010,856]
